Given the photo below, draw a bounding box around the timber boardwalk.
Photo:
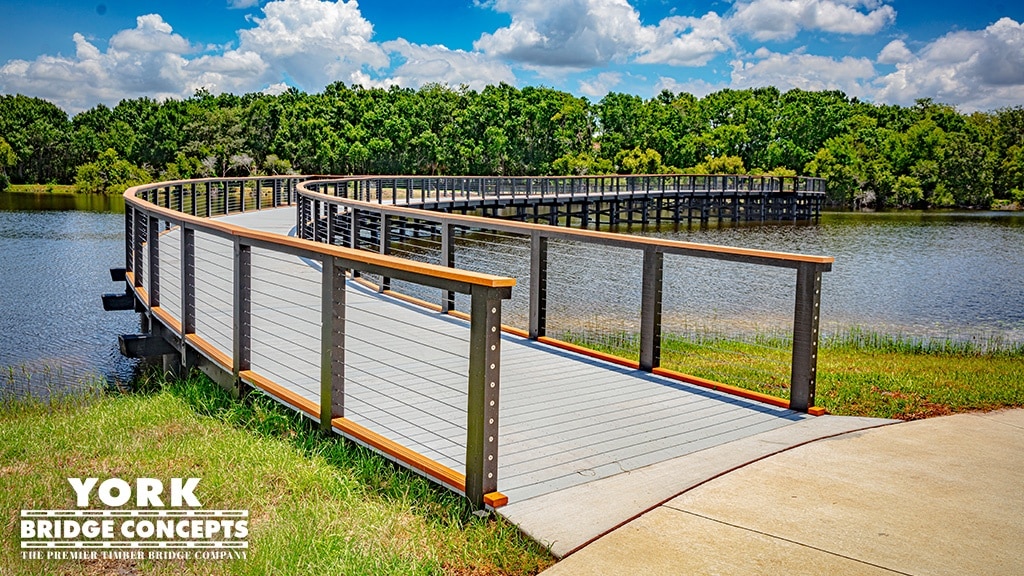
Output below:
[110,175,890,555]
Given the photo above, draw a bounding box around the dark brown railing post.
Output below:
[466,285,509,509]
[232,238,251,395]
[640,246,663,371]
[326,203,336,246]
[529,230,548,339]
[125,206,134,278]
[320,255,346,431]
[181,225,196,369]
[133,209,145,289]
[790,262,824,412]
[147,215,160,306]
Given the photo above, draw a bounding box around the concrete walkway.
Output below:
[540,409,1024,576]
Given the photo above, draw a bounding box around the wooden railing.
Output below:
[297,176,834,413]
[123,176,514,509]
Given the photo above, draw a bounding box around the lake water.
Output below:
[653,211,1024,345]
[2,190,1022,394]
[0,192,137,396]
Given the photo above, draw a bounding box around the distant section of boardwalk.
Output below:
[190,208,892,554]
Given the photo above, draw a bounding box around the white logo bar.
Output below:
[21,510,248,518]
[22,541,249,549]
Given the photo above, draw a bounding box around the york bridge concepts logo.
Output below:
[20,478,248,561]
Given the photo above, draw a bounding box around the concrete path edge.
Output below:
[498,414,898,558]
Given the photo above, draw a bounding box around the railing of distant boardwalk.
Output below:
[297,175,834,413]
[313,173,827,206]
[122,176,515,509]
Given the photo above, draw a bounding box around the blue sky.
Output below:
[1,0,1022,113]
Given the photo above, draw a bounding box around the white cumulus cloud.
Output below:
[0,15,192,112]
[636,13,736,67]
[730,0,896,41]
[475,0,736,70]
[235,0,389,91]
[730,48,876,98]
[654,76,728,98]
[579,71,623,96]
[382,39,515,90]
[109,14,193,54]
[0,1,401,112]
[474,0,650,68]
[874,17,1024,111]
[877,39,913,64]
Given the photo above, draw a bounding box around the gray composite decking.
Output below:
[145,207,810,503]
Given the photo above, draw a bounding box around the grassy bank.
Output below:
[561,329,1024,420]
[0,371,554,575]
[5,183,77,194]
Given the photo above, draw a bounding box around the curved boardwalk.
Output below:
[179,208,890,556]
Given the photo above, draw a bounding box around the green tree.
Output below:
[614,147,677,174]
[75,148,150,194]
[688,155,746,175]
[937,132,995,208]
[0,94,73,183]
[551,151,613,175]
[0,136,16,190]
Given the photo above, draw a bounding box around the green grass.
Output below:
[558,328,1024,420]
[6,183,77,194]
[0,370,554,575]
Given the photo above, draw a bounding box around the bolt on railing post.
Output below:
[233,239,252,395]
[466,285,507,510]
[639,246,663,371]
[320,255,346,431]
[441,223,456,313]
[529,231,548,339]
[790,262,823,412]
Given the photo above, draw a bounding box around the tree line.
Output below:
[2,83,1023,209]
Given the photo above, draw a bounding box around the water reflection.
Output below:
[0,190,125,213]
